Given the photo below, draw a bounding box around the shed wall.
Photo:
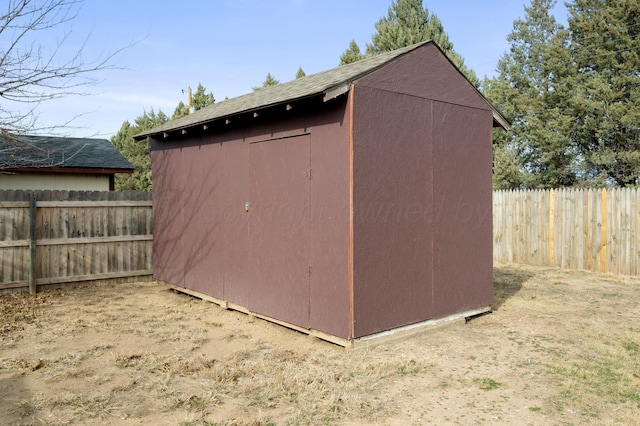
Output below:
[431,102,494,317]
[307,106,351,338]
[355,42,490,113]
[351,46,494,338]
[151,100,351,338]
[352,86,434,338]
[151,147,186,286]
[181,140,229,299]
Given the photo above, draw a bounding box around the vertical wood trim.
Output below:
[601,188,607,273]
[549,189,555,266]
[347,85,355,339]
[29,193,37,294]
[430,100,435,308]
[307,133,312,326]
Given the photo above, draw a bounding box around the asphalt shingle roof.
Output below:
[135,42,434,139]
[0,134,134,171]
[135,41,508,139]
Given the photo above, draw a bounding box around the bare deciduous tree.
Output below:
[0,0,128,168]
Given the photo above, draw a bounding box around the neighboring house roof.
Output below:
[135,41,509,140]
[0,134,134,172]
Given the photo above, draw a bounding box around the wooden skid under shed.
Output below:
[166,283,491,349]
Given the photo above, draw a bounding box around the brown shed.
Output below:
[136,41,508,347]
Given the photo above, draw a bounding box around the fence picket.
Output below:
[494,188,640,276]
[0,190,152,293]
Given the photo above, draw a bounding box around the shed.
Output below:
[136,41,508,347]
[0,134,134,191]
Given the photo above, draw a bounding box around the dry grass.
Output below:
[1,264,640,425]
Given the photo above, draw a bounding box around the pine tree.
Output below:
[484,0,576,188]
[111,110,169,191]
[483,76,529,189]
[339,40,365,65]
[295,67,306,79]
[564,0,640,186]
[172,101,189,120]
[191,83,215,111]
[172,83,215,119]
[365,0,479,85]
[252,73,280,91]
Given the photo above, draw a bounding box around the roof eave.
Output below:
[492,110,510,130]
[134,91,340,141]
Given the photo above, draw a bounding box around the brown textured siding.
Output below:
[350,43,493,338]
[352,86,435,337]
[151,100,351,338]
[150,42,494,342]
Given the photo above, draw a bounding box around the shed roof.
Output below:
[0,134,134,172]
[135,41,508,139]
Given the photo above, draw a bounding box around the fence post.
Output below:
[29,194,37,295]
[549,189,555,266]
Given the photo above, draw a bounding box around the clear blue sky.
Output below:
[32,0,568,139]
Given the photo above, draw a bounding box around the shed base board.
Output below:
[164,283,491,349]
[165,284,351,347]
[351,306,492,350]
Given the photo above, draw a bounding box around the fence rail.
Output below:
[0,190,152,293]
[494,188,640,276]
[3,188,638,292]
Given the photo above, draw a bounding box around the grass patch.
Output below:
[396,360,420,376]
[475,377,501,391]
[11,400,36,417]
[544,320,640,419]
[74,395,117,420]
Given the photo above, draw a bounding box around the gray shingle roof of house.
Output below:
[0,134,134,171]
[135,41,508,139]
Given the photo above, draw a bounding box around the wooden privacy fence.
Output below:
[494,188,640,276]
[0,190,152,293]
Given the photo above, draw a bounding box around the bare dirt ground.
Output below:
[1,262,639,425]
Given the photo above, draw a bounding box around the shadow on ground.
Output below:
[492,264,534,311]
[0,372,30,424]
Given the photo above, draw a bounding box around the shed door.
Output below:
[248,134,311,327]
